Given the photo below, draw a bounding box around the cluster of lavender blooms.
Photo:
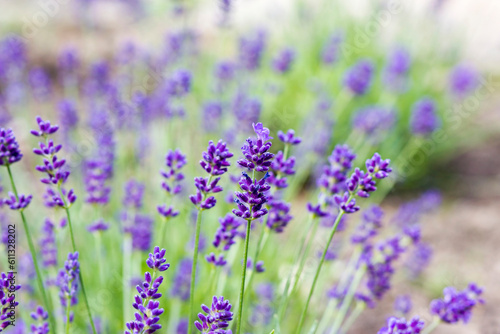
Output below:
[122,180,154,251]
[31,117,77,208]
[206,214,243,266]
[57,252,80,320]
[1,272,20,331]
[158,149,187,218]
[30,306,49,334]
[194,296,234,333]
[125,247,170,334]
[190,140,233,210]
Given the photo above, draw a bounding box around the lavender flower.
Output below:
[57,252,80,308]
[214,60,236,82]
[266,199,292,233]
[166,69,192,97]
[268,151,296,189]
[232,93,262,129]
[352,106,396,142]
[194,296,234,333]
[321,32,343,65]
[238,31,266,71]
[125,246,170,334]
[158,149,187,219]
[343,59,375,95]
[383,47,411,92]
[377,316,425,334]
[0,128,23,166]
[2,192,32,210]
[394,295,412,315]
[203,102,223,132]
[317,144,356,196]
[126,214,154,252]
[272,48,295,74]
[233,172,271,220]
[57,99,79,133]
[83,159,111,205]
[405,242,432,279]
[351,205,384,244]
[213,214,243,251]
[449,65,479,98]
[237,123,274,172]
[29,67,52,102]
[123,179,145,210]
[58,47,79,75]
[277,129,302,145]
[32,117,77,208]
[87,220,109,233]
[190,140,233,210]
[410,98,439,135]
[430,283,484,324]
[40,219,58,268]
[177,319,188,334]
[171,258,192,301]
[1,272,21,332]
[30,306,49,334]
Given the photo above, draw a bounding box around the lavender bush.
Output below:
[0,1,490,334]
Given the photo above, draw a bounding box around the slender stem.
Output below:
[236,218,252,334]
[5,165,56,332]
[339,302,365,334]
[244,225,270,296]
[95,232,105,287]
[64,208,97,334]
[295,209,346,334]
[422,317,440,334]
[330,265,366,333]
[277,214,316,323]
[187,209,203,334]
[159,217,169,249]
[65,301,71,334]
[290,218,319,296]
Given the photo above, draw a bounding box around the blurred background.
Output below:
[1,0,499,333]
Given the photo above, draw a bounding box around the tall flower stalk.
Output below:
[188,140,233,334]
[0,128,56,332]
[30,117,97,334]
[233,122,274,334]
[295,152,392,333]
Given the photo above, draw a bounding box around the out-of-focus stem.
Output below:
[235,218,253,334]
[123,233,132,325]
[244,225,270,296]
[5,165,57,332]
[422,317,440,334]
[339,302,365,334]
[295,207,347,334]
[187,209,203,334]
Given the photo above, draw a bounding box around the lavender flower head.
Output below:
[123,179,145,210]
[233,172,271,220]
[3,192,32,210]
[449,65,479,98]
[410,98,439,136]
[237,123,274,172]
[29,67,52,101]
[158,149,187,219]
[87,220,109,233]
[352,106,396,142]
[430,283,484,324]
[343,59,375,95]
[190,140,233,210]
[57,252,80,308]
[125,246,169,334]
[195,296,234,333]
[377,316,425,334]
[394,295,412,315]
[170,258,192,301]
[272,48,295,74]
[321,32,343,65]
[40,219,58,267]
[317,144,356,196]
[277,129,301,145]
[0,128,23,166]
[238,31,266,71]
[383,47,411,92]
[351,205,384,244]
[30,306,49,334]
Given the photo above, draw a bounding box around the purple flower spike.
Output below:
[343,59,375,95]
[57,252,80,308]
[200,140,234,176]
[449,65,479,98]
[272,48,295,74]
[31,116,59,137]
[377,316,425,334]
[394,295,412,315]
[351,205,384,244]
[40,219,58,268]
[365,153,392,179]
[3,192,32,210]
[206,253,227,267]
[194,296,234,333]
[146,246,170,272]
[277,129,302,145]
[430,283,484,324]
[410,98,440,136]
[238,31,266,71]
[87,220,109,233]
[317,144,356,196]
[306,203,329,218]
[158,149,186,220]
[30,305,49,334]
[232,172,270,220]
[0,128,23,166]
[125,246,170,334]
[237,123,274,172]
[333,192,359,213]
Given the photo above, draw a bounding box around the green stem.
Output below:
[290,218,319,297]
[65,301,71,334]
[187,209,203,334]
[339,302,365,334]
[5,165,56,332]
[95,232,105,287]
[123,233,132,325]
[295,209,347,334]
[277,214,316,323]
[244,226,270,297]
[421,317,440,334]
[236,218,252,334]
[64,208,97,334]
[330,265,366,333]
